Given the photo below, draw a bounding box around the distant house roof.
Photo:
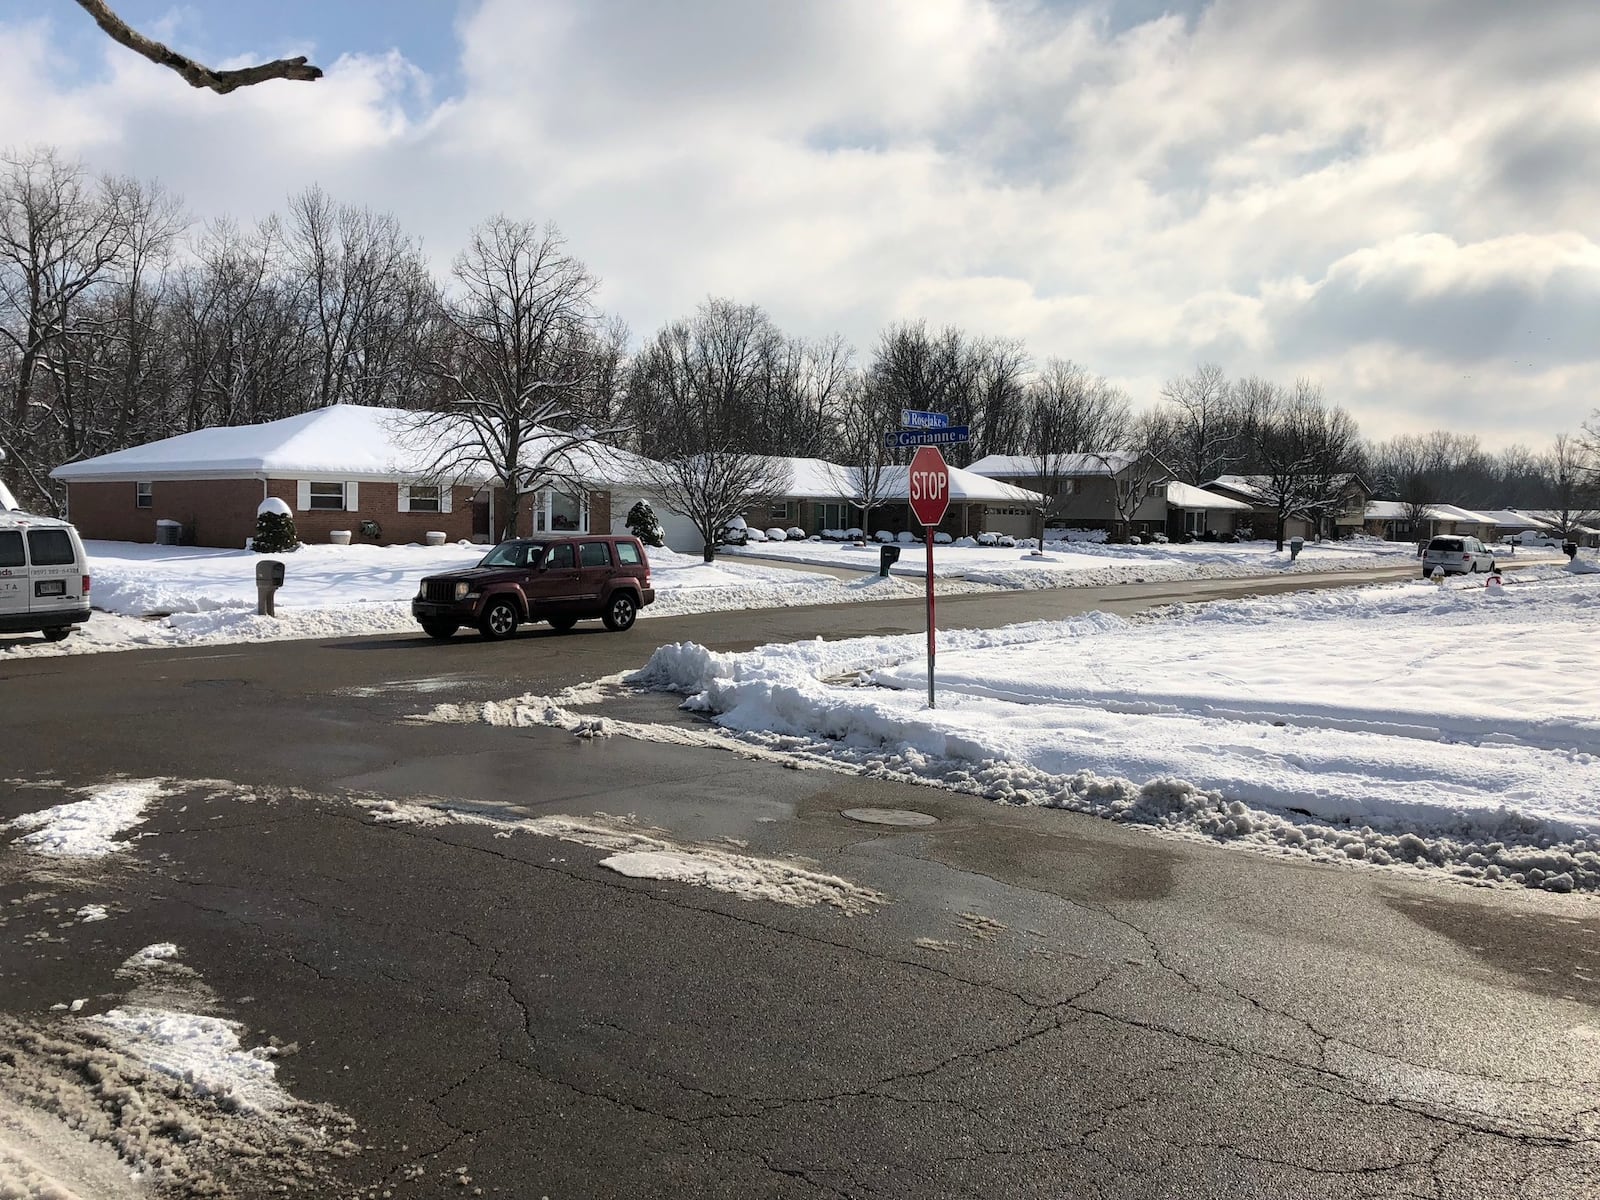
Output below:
[772,456,1044,505]
[1473,509,1553,531]
[1363,501,1497,524]
[1166,481,1254,512]
[967,452,1140,478]
[49,405,652,489]
[1205,473,1367,505]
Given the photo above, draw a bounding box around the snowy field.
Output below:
[0,539,1000,658]
[727,532,1433,588]
[447,558,1600,894]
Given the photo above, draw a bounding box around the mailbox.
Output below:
[256,559,284,617]
[1288,535,1304,562]
[879,544,901,577]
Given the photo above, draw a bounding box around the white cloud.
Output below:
[1,0,1598,444]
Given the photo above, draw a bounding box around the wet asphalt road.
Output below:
[2,564,1598,1199]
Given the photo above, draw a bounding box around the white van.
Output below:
[0,510,92,642]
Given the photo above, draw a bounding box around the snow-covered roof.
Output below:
[1363,500,1497,524]
[768,456,1043,505]
[1165,481,1253,512]
[1203,475,1270,502]
[967,452,1139,479]
[49,405,652,489]
[1472,509,1553,531]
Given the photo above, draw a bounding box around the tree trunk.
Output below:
[1274,517,1285,551]
[702,541,714,563]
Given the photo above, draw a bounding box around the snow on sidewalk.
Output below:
[629,567,1600,892]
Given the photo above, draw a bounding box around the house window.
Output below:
[771,501,790,521]
[534,489,586,533]
[309,481,346,511]
[819,503,849,530]
[135,482,152,509]
[408,485,440,513]
[1051,480,1080,496]
[1147,481,1166,497]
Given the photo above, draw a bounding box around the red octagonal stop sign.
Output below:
[907,445,951,527]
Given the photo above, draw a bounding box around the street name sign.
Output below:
[883,426,970,450]
[900,409,950,430]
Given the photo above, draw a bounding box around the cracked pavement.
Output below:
[2,576,1598,1197]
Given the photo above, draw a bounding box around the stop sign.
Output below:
[907,446,951,527]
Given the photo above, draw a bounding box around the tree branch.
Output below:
[73,0,323,94]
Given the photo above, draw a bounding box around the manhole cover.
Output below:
[841,808,938,827]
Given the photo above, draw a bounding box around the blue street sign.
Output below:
[883,426,970,449]
[900,409,950,430]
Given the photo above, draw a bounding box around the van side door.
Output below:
[0,530,25,622]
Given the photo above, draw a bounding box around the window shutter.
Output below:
[345,482,359,512]
[398,485,410,513]
[440,486,453,515]
[296,481,311,511]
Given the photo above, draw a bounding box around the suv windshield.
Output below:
[478,541,544,569]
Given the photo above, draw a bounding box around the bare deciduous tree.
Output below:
[405,217,620,541]
[1011,359,1130,542]
[73,0,322,93]
[825,371,899,536]
[630,301,793,561]
[1159,363,1236,484]
[1540,433,1600,540]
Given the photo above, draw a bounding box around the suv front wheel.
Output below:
[602,592,637,632]
[479,597,521,640]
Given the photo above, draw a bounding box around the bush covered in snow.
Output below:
[976,532,998,546]
[745,526,767,542]
[252,503,299,554]
[996,534,1017,548]
[874,530,896,543]
[1046,528,1109,544]
[625,500,665,547]
[896,530,917,544]
[785,526,806,540]
[954,536,978,547]
[766,527,788,541]
[934,532,953,544]
[845,527,864,540]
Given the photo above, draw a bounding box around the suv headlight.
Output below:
[454,581,470,601]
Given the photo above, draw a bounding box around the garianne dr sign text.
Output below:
[883,426,971,449]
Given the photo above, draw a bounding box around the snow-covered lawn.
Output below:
[0,539,1000,658]
[600,560,1600,893]
[727,533,1442,589]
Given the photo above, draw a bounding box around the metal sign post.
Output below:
[906,446,952,709]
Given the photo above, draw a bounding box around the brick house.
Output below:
[966,452,1185,537]
[735,457,1046,542]
[49,405,639,549]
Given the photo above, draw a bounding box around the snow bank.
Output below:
[4,781,166,858]
[631,572,1600,892]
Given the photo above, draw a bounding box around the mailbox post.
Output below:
[256,559,284,617]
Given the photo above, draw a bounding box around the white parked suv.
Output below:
[1421,535,1497,578]
[0,510,91,641]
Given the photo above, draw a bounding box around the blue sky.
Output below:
[1,0,1598,447]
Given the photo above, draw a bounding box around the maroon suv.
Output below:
[412,535,656,640]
